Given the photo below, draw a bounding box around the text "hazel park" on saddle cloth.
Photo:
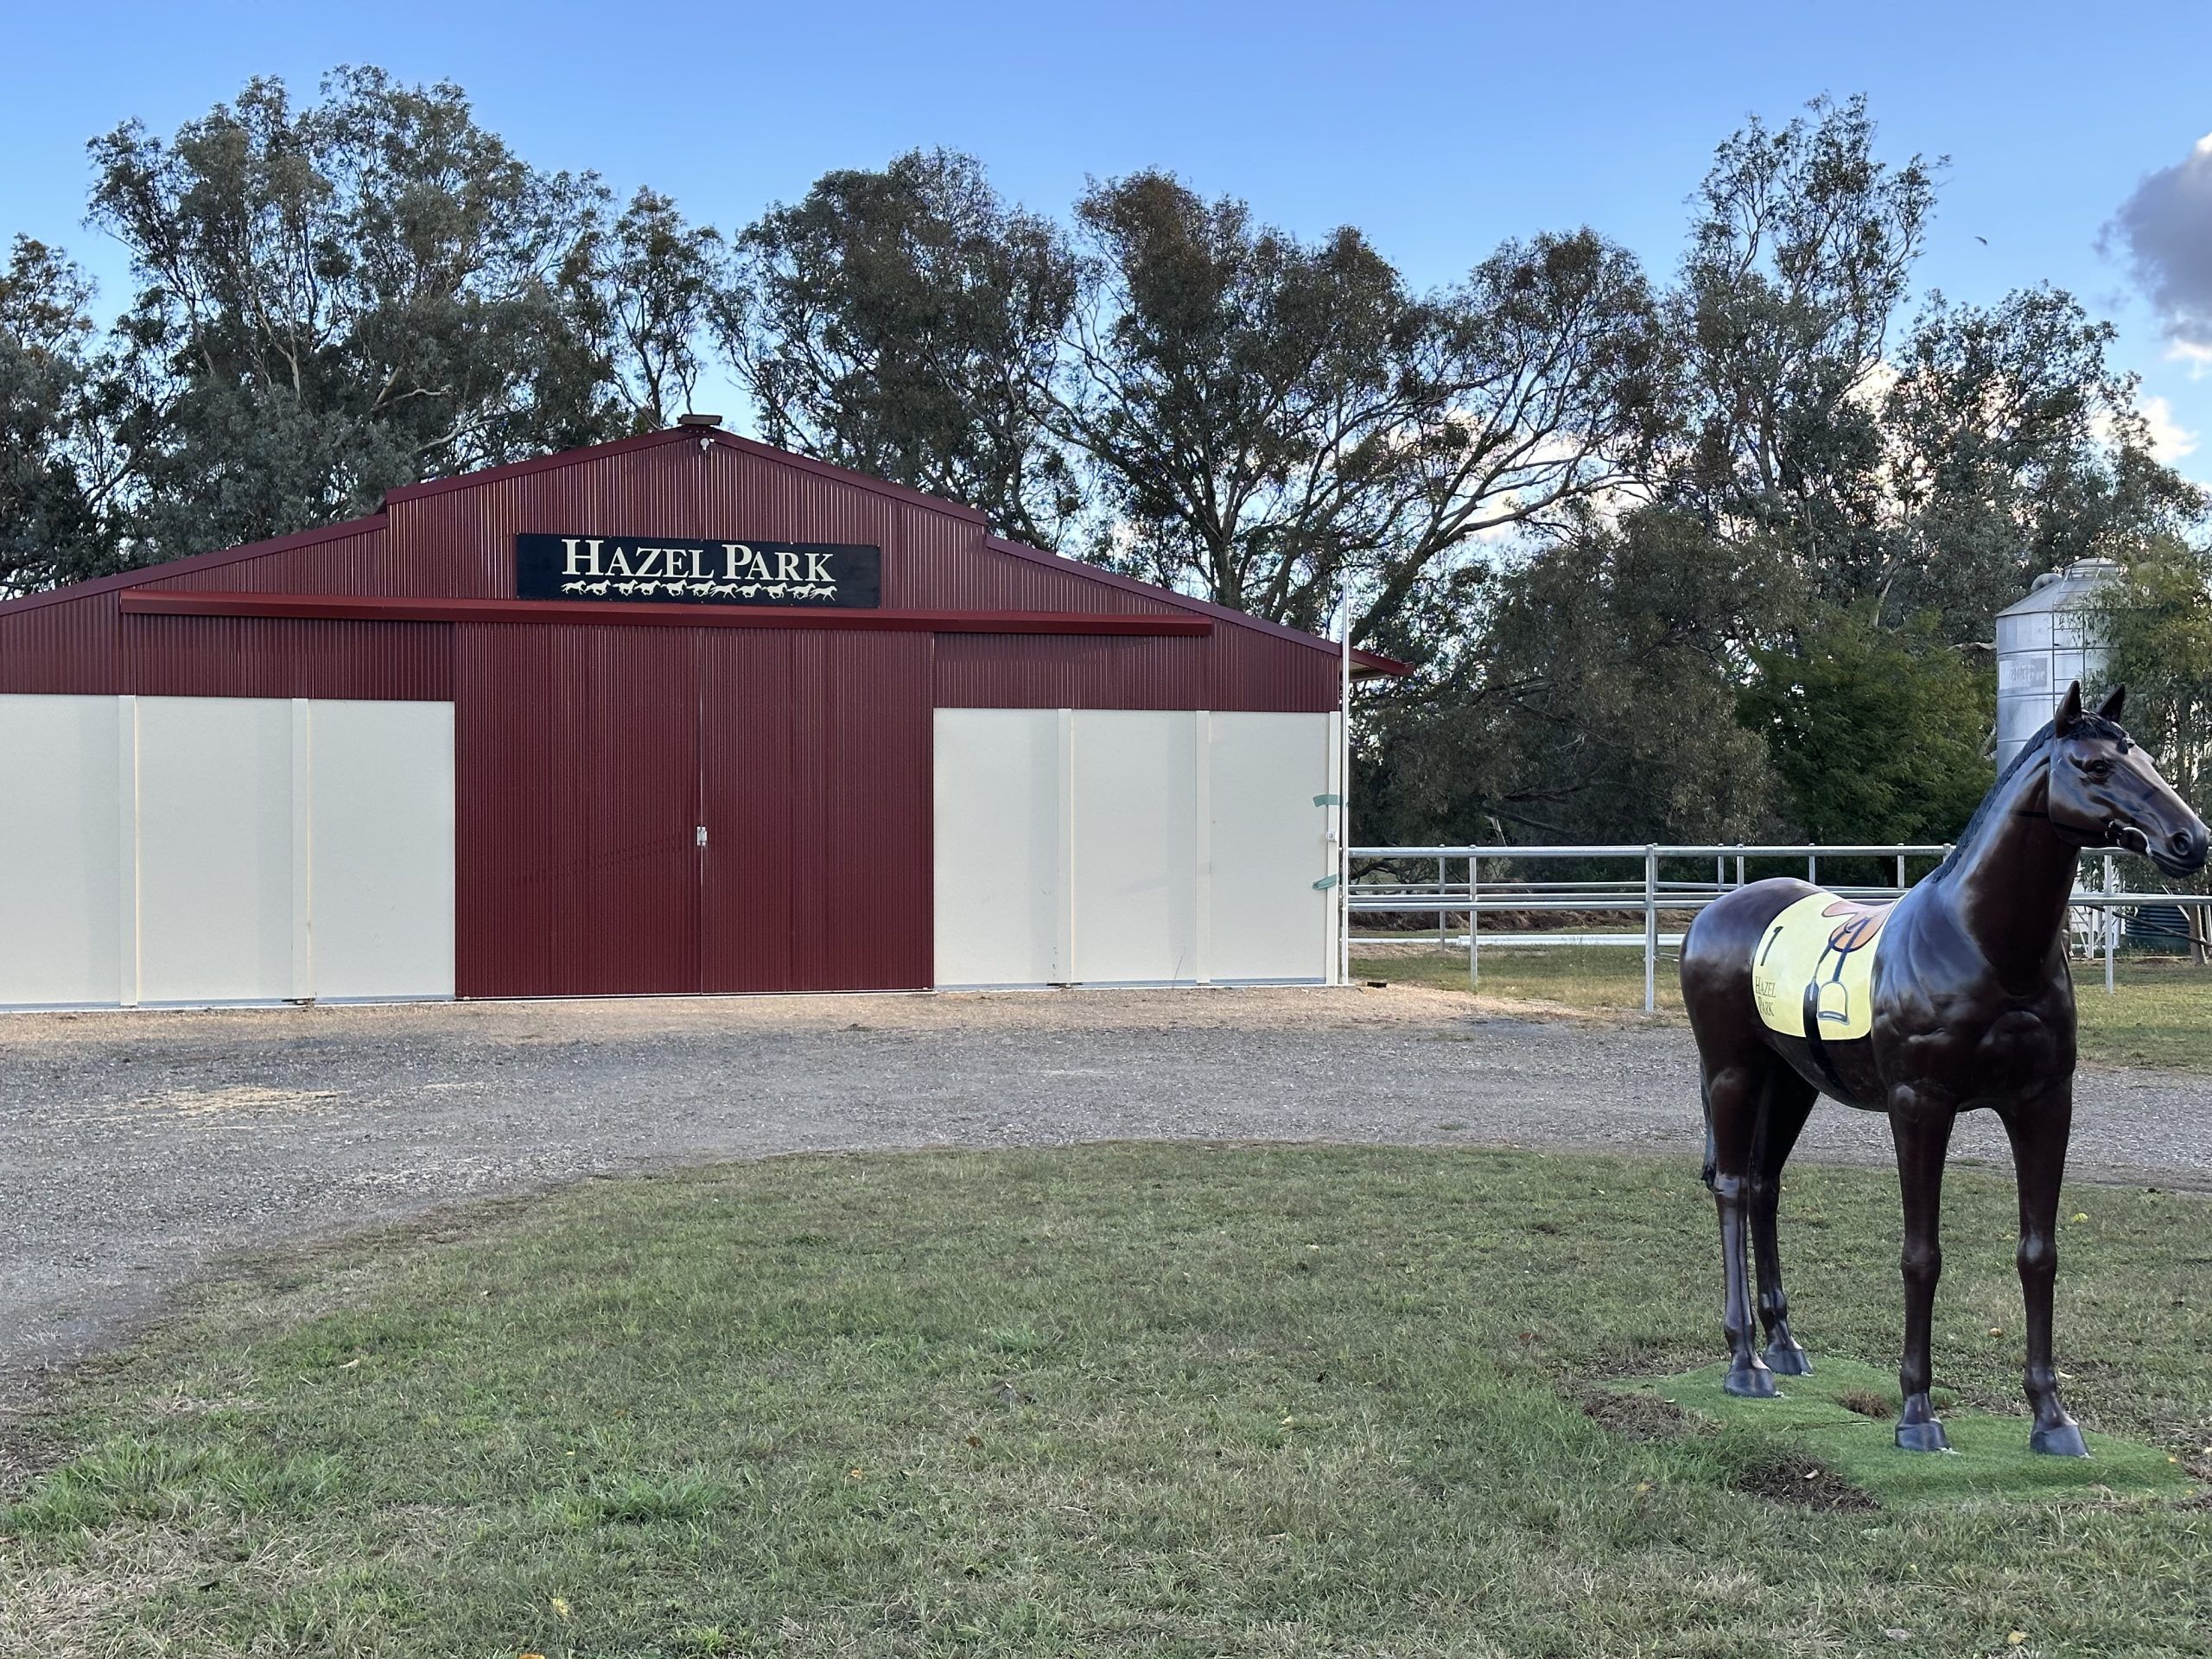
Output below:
[1750,893,1894,1043]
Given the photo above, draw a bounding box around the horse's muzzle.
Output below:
[2152,823,2209,877]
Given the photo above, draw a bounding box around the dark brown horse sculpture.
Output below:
[1681,683,2208,1454]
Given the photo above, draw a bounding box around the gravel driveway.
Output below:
[3,984,2206,1406]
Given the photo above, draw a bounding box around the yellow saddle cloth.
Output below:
[1750,893,1893,1041]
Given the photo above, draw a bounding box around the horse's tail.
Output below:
[1699,1069,1718,1192]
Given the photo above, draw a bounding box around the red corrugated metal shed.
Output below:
[0,429,1402,996]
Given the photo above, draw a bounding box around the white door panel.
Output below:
[1070,710,1199,984]
[1208,713,1332,981]
[933,709,1063,987]
[0,695,127,1005]
[309,700,455,998]
[0,694,456,1007]
[135,697,296,1002]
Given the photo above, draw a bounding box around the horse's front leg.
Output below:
[1999,1090,2088,1456]
[1890,1101,1955,1452]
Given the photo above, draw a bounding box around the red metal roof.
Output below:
[0,427,1409,675]
[0,429,1410,702]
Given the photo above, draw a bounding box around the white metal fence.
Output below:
[1345,842,2211,1010]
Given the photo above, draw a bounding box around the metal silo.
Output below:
[1994,558,2120,768]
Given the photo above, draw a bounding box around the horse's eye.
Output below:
[2082,758,2114,779]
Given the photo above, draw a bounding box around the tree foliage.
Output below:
[1058,172,1665,638]
[0,238,124,592]
[569,188,723,434]
[86,67,628,558]
[3,73,2203,855]
[728,149,1084,551]
[1363,508,1780,845]
[1738,609,1995,843]
[2095,540,2212,813]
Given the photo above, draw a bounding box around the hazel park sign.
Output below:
[516,535,882,608]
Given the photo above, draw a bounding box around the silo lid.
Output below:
[1998,557,2121,618]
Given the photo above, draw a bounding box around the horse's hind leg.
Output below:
[1750,1071,1818,1376]
[1701,1045,1779,1397]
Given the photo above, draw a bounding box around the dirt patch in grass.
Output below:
[1838,1388,1895,1420]
[0,1418,69,1501]
[1737,1457,1880,1512]
[1581,1389,1702,1442]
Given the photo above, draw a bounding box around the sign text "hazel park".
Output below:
[514,535,881,608]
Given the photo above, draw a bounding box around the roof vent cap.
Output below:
[677,413,723,429]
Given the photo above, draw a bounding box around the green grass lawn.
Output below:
[1362,942,2212,1071]
[6,1146,2210,1656]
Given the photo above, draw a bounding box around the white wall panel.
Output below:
[933,709,1065,987]
[0,695,459,1008]
[0,695,126,1005]
[1208,713,1332,981]
[135,697,297,1002]
[308,700,456,998]
[1071,710,1199,983]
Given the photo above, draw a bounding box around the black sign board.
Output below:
[516,535,881,608]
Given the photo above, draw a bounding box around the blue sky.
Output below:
[8,1,2212,480]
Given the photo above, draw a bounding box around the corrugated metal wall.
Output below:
[0,429,1351,999]
[455,624,702,998]
[934,632,1211,709]
[700,631,933,993]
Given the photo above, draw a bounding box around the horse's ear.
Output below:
[2054,681,2083,736]
[2096,683,2126,721]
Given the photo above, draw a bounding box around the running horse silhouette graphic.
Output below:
[1681,683,2207,1454]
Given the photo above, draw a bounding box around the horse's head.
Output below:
[2044,683,2209,876]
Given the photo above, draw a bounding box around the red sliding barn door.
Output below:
[456,626,931,997]
[697,631,933,992]
[456,624,702,997]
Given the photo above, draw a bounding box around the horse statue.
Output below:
[1681,683,2208,1454]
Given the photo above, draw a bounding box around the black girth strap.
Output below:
[1800,982,1852,1098]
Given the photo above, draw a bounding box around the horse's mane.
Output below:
[1928,714,2127,882]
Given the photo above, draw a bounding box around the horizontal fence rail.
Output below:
[1345,843,2211,1010]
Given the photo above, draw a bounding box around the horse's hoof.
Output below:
[2030,1421,2089,1459]
[1723,1362,1777,1398]
[1763,1341,1813,1376]
[1895,1419,1950,1453]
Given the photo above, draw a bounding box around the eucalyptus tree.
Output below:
[1058,170,1667,641]
[1670,94,2196,638]
[86,66,620,558]
[1878,287,2201,641]
[2094,539,2212,814]
[0,237,124,592]
[567,187,724,434]
[725,149,1084,552]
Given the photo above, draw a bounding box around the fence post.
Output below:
[1439,859,1449,954]
[1467,855,1479,988]
[1895,852,1906,892]
[1643,846,1658,1014]
[2105,850,2118,995]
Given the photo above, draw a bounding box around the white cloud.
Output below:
[2088,393,2198,465]
[2164,337,2212,378]
[2106,133,2212,353]
[2138,393,2197,462]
